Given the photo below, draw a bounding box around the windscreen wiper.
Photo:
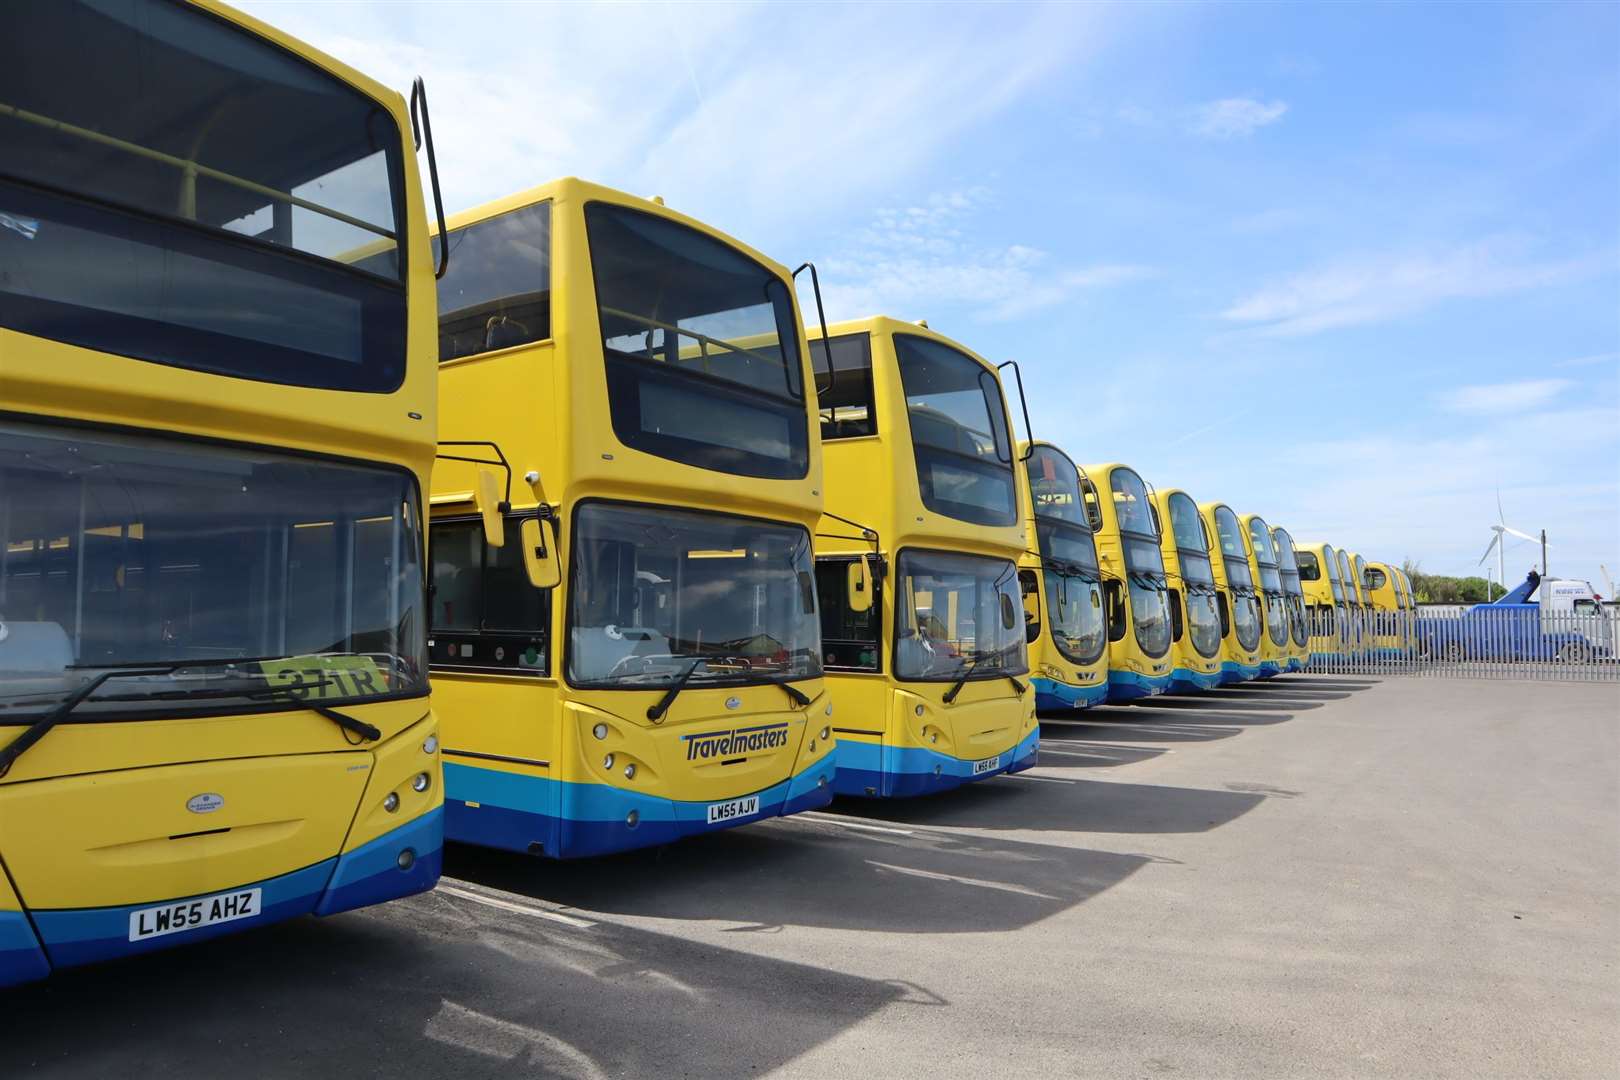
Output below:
[0,663,383,778]
[777,682,811,708]
[942,657,981,704]
[647,658,704,722]
[0,667,170,778]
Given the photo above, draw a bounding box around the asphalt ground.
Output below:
[5,675,1617,1078]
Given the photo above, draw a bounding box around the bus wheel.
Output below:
[1559,642,1591,665]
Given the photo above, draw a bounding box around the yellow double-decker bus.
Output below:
[1339,549,1369,657]
[1019,443,1109,711]
[1298,541,1348,663]
[1152,488,1224,692]
[1080,464,1174,700]
[1,0,445,986]
[425,180,837,857]
[1201,502,1265,683]
[1270,526,1311,673]
[1239,513,1291,678]
[811,318,1036,797]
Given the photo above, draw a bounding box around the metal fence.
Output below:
[1302,606,1620,682]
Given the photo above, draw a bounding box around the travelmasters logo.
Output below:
[684,722,790,761]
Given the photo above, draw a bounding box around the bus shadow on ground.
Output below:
[825,772,1266,837]
[445,816,1153,936]
[1036,706,1260,740]
[2,889,904,1080]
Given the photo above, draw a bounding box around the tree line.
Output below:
[1401,560,1509,604]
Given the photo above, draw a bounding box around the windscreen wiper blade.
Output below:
[0,667,168,778]
[778,682,811,708]
[942,657,980,704]
[647,658,704,722]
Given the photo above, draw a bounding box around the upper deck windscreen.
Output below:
[587,202,809,480]
[1025,446,1089,527]
[1109,469,1157,538]
[0,0,410,391]
[1213,506,1253,589]
[1167,493,1209,555]
[894,333,1016,526]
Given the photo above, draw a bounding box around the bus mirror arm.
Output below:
[792,262,835,397]
[410,77,450,280]
[996,360,1034,462]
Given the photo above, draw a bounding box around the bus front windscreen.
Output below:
[1323,546,1345,604]
[1036,522,1106,666]
[1169,494,1221,657]
[895,335,1017,527]
[567,503,821,689]
[893,550,1027,682]
[587,203,810,480]
[1025,446,1089,526]
[1,0,408,392]
[1214,507,1261,650]
[0,420,427,722]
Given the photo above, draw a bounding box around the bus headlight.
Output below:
[623,763,636,779]
[423,735,439,755]
[604,753,615,769]
[592,723,609,740]
[383,792,400,813]
[820,726,830,741]
[411,772,431,793]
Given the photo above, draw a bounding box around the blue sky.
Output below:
[246,0,1620,592]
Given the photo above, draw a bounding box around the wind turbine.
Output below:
[1477,491,1544,595]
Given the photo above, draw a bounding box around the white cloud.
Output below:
[816,190,1154,324]
[239,1,1118,243]
[1438,379,1573,415]
[1219,239,1612,337]
[1190,97,1288,139]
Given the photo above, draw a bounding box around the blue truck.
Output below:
[1417,571,1613,664]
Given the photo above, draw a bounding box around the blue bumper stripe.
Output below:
[1106,668,1171,702]
[1031,676,1109,712]
[0,910,49,989]
[1167,667,1223,693]
[1219,660,1262,684]
[314,807,444,916]
[12,810,443,977]
[833,727,1040,799]
[444,756,836,859]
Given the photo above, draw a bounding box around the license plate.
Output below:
[972,754,1003,776]
[706,795,760,824]
[128,887,261,942]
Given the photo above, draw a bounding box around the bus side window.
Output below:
[1018,569,1041,644]
[811,333,877,440]
[814,556,881,671]
[428,516,551,675]
[1104,579,1127,642]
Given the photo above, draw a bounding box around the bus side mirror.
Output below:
[475,469,505,548]
[847,557,874,613]
[519,518,560,590]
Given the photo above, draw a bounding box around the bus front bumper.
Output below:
[0,808,441,987]
[1031,676,1109,712]
[1219,661,1263,684]
[443,755,836,859]
[833,727,1039,799]
[1168,667,1223,693]
[1106,669,1171,702]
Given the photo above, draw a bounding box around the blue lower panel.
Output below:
[1257,660,1283,679]
[833,727,1040,799]
[1219,661,1262,685]
[29,859,336,970]
[444,758,835,859]
[15,810,442,975]
[1107,668,1171,702]
[0,910,50,989]
[314,807,444,916]
[1031,676,1109,712]
[1168,667,1223,694]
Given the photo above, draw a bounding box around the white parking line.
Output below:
[865,860,1060,900]
[437,882,596,929]
[1002,773,1077,784]
[795,811,915,836]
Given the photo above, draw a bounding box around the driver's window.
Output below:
[1019,569,1041,644]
